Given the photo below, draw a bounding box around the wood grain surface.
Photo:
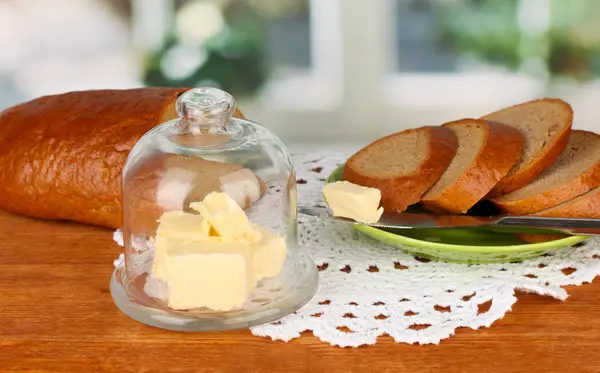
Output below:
[1,209,600,373]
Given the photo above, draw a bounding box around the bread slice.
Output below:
[516,186,600,244]
[343,126,458,212]
[0,88,246,228]
[516,233,569,244]
[529,186,600,219]
[492,130,600,215]
[421,119,524,214]
[481,98,573,197]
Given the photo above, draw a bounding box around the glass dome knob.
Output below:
[176,87,236,130]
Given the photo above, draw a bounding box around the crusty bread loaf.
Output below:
[421,119,524,214]
[0,88,245,228]
[343,126,458,212]
[529,186,600,219]
[481,98,573,197]
[492,130,600,215]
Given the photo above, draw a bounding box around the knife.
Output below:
[298,206,600,236]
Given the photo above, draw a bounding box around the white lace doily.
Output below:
[113,151,600,347]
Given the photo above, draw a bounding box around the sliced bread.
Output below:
[343,126,458,212]
[492,130,600,215]
[529,186,600,219]
[516,187,600,243]
[515,233,569,244]
[421,119,524,214]
[481,98,573,197]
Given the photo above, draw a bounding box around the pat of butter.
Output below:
[252,227,287,280]
[152,211,211,281]
[156,210,210,238]
[167,253,249,311]
[190,192,261,242]
[151,192,287,312]
[322,181,384,224]
[159,239,257,294]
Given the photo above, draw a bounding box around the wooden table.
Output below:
[1,209,600,373]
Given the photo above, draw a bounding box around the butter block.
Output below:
[190,192,261,242]
[153,210,210,281]
[252,227,287,281]
[323,181,384,224]
[156,210,210,238]
[166,253,249,311]
[157,239,257,293]
[150,192,288,312]
[180,240,256,293]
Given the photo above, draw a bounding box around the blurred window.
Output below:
[2,0,600,141]
[387,0,600,109]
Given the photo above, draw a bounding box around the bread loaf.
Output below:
[492,130,600,215]
[481,98,573,197]
[421,119,524,214]
[343,126,458,212]
[0,88,245,228]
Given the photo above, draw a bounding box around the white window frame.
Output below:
[130,0,343,111]
[381,0,546,110]
[256,0,343,111]
[130,0,558,143]
[253,0,548,140]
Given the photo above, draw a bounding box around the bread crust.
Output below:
[0,88,245,228]
[421,119,524,214]
[342,126,458,212]
[483,98,573,197]
[492,130,600,215]
[530,187,600,219]
[515,233,569,244]
[517,187,600,243]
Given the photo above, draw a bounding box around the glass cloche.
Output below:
[110,87,318,331]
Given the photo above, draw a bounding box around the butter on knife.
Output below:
[322,181,384,224]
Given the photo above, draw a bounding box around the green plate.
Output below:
[326,165,589,264]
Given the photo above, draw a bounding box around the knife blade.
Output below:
[297,206,600,236]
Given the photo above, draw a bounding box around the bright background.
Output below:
[1,0,600,149]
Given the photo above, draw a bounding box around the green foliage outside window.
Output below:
[437,0,600,81]
[142,1,270,98]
